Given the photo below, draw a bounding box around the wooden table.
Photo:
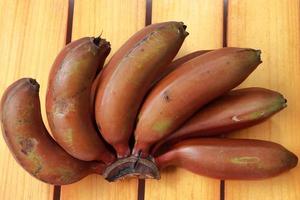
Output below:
[0,0,299,199]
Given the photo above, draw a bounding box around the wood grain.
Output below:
[0,0,68,199]
[60,1,146,199]
[145,1,223,200]
[226,0,300,199]
[71,0,146,60]
[152,0,224,57]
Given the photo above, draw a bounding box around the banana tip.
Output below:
[28,78,40,91]
[93,36,101,45]
[93,36,110,48]
[288,151,298,169]
[283,98,288,108]
[177,22,189,37]
[279,95,287,108]
[255,49,262,63]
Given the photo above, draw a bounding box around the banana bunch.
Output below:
[0,22,297,185]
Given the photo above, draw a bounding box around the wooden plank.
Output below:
[226,0,300,199]
[60,1,146,199]
[145,1,223,200]
[71,0,146,60]
[0,0,68,199]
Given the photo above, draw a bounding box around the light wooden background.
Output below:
[0,0,299,200]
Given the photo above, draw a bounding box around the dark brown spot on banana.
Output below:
[19,138,37,155]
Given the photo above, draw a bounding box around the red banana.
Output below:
[1,78,105,185]
[155,138,298,179]
[134,47,262,156]
[46,37,115,163]
[152,87,287,155]
[95,22,188,157]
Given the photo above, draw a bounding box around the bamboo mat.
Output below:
[0,0,299,199]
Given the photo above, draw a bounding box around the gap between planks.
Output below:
[221,0,228,199]
[137,1,152,200]
[53,0,75,199]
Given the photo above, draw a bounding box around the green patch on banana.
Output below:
[251,99,286,119]
[64,129,73,144]
[56,167,75,183]
[238,97,286,121]
[152,119,172,134]
[230,156,260,165]
[27,151,43,176]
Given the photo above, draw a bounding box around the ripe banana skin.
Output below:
[155,138,298,180]
[154,50,211,83]
[0,79,105,185]
[152,87,287,155]
[90,70,102,116]
[134,47,262,156]
[95,22,188,157]
[91,51,210,112]
[46,37,115,163]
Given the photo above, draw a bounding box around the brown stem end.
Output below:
[103,155,160,182]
